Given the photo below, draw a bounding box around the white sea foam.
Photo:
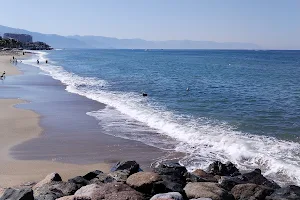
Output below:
[23,51,300,186]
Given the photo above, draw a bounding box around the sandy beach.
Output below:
[0,53,110,187]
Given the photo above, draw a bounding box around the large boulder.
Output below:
[208,161,239,176]
[266,185,300,200]
[127,172,162,194]
[184,182,235,200]
[33,181,78,200]
[83,170,103,181]
[150,192,183,200]
[241,169,280,190]
[0,188,34,200]
[33,172,62,189]
[74,183,144,200]
[111,161,140,175]
[192,169,218,182]
[231,183,274,200]
[153,162,187,193]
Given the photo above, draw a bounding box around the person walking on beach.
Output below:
[1,71,6,80]
[37,59,39,64]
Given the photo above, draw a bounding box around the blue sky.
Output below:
[0,0,299,49]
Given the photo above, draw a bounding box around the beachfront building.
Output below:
[3,33,33,43]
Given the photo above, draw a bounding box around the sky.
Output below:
[0,0,299,49]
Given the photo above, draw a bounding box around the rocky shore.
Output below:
[0,160,299,200]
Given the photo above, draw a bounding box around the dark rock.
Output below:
[153,162,188,193]
[160,175,186,193]
[152,181,169,194]
[0,188,34,200]
[126,172,162,194]
[111,161,140,175]
[82,170,103,181]
[74,183,144,200]
[150,192,184,200]
[231,183,274,200]
[219,176,246,191]
[241,170,280,189]
[192,169,218,182]
[68,176,89,188]
[90,173,115,184]
[184,182,235,200]
[33,181,78,200]
[208,161,239,176]
[266,185,300,200]
[153,162,187,177]
[186,172,209,183]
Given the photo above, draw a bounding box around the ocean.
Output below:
[23,49,300,185]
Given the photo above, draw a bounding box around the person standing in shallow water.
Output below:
[1,71,6,80]
[37,60,39,64]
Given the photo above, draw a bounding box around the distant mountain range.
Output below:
[0,25,260,49]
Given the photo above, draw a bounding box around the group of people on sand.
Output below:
[10,56,20,64]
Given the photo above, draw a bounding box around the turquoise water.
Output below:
[24,49,300,185]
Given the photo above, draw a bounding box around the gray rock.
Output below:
[111,161,140,175]
[33,172,62,189]
[74,183,144,200]
[231,183,274,200]
[0,188,34,200]
[189,199,213,200]
[184,182,235,200]
[265,185,300,200]
[208,161,239,176]
[126,172,162,194]
[33,181,78,200]
[241,170,280,190]
[150,192,183,200]
[108,170,131,182]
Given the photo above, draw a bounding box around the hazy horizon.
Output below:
[0,0,299,50]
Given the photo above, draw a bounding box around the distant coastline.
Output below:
[0,25,260,49]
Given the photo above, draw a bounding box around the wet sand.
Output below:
[0,52,167,187]
[0,99,110,187]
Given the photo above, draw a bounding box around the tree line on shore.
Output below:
[0,37,52,50]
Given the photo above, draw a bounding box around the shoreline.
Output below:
[0,53,111,187]
[0,51,166,187]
